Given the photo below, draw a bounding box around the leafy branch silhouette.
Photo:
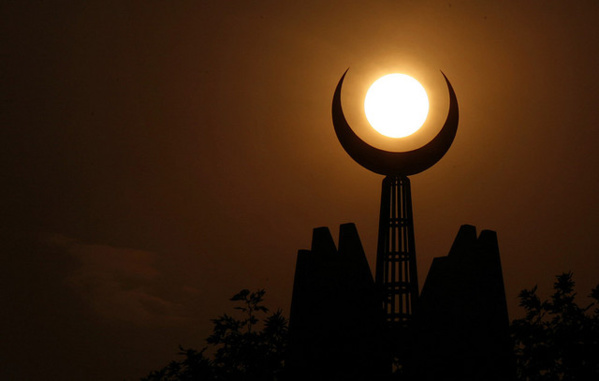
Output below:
[511,272,599,381]
[142,289,287,381]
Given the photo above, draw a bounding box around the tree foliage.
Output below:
[511,272,599,381]
[142,289,287,381]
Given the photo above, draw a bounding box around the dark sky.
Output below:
[2,1,599,379]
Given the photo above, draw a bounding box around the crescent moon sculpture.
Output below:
[332,69,459,176]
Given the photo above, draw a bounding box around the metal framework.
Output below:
[376,175,419,330]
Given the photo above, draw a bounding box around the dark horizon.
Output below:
[2,1,599,380]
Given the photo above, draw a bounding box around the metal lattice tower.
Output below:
[375,175,419,331]
[331,69,459,375]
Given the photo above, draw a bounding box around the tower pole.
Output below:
[376,175,419,333]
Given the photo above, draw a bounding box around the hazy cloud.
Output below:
[42,234,189,326]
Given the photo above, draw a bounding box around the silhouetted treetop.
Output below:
[142,289,287,381]
[511,272,599,381]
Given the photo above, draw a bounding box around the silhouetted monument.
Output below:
[286,224,515,380]
[285,70,514,380]
[409,224,515,381]
[285,224,385,380]
[329,69,458,370]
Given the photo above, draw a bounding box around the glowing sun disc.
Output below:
[364,74,429,138]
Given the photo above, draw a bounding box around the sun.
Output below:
[364,74,429,138]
